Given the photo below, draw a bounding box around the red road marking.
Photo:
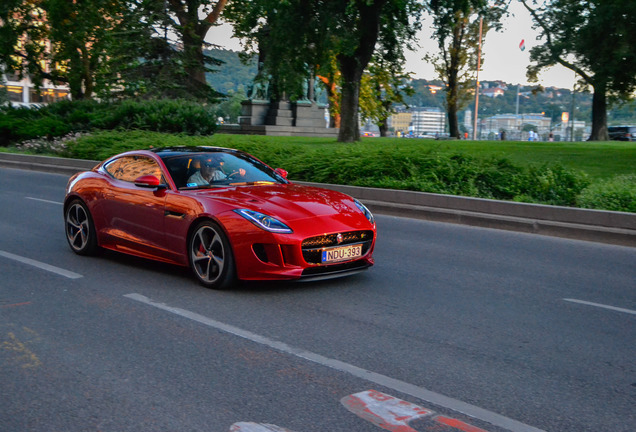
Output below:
[435,416,489,432]
[341,390,433,432]
[0,302,32,308]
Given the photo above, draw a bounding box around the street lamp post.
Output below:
[472,17,483,141]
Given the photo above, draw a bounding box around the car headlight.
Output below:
[354,199,375,225]
[234,209,293,233]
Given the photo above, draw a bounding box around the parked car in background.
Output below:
[608,125,636,141]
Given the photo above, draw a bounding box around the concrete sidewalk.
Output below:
[1,152,634,247]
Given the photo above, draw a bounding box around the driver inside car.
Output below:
[187,155,246,186]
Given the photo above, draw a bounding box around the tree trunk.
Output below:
[588,84,608,141]
[182,29,207,87]
[447,105,459,139]
[378,119,388,137]
[336,0,386,142]
[338,67,361,142]
[444,16,464,139]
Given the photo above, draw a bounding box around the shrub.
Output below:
[516,164,590,206]
[0,99,218,147]
[54,131,602,211]
[0,106,72,145]
[577,175,636,213]
[93,99,219,135]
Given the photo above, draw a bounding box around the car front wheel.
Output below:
[65,199,99,256]
[189,221,236,289]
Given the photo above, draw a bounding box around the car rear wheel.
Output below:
[65,199,99,256]
[189,221,236,289]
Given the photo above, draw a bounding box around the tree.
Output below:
[225,0,422,142]
[330,0,421,142]
[360,56,414,137]
[0,0,125,100]
[164,0,228,95]
[424,0,506,139]
[521,0,636,141]
[96,0,222,101]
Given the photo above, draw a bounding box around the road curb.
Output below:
[1,152,634,247]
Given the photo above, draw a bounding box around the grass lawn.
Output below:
[424,139,636,180]
[4,131,635,181]
[4,130,635,211]
[206,134,636,180]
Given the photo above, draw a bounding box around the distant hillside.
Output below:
[205,48,257,96]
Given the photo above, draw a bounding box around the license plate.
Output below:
[321,244,363,263]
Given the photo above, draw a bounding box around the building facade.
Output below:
[410,107,445,136]
[2,72,69,107]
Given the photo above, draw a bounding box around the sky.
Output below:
[206,2,576,90]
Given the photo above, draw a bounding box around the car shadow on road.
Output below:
[97,248,374,294]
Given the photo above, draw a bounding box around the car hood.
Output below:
[195,183,370,231]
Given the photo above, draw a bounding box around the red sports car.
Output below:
[64,146,376,289]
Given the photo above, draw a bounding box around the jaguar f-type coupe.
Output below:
[64,147,376,289]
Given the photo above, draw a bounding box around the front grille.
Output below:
[301,230,374,264]
[302,230,374,249]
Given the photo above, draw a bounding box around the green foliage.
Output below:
[424,1,507,137]
[5,129,634,212]
[577,175,636,213]
[205,49,258,96]
[224,0,423,142]
[55,132,596,208]
[58,130,207,160]
[0,99,218,146]
[0,105,72,145]
[522,0,636,140]
[516,164,590,206]
[91,99,218,135]
[214,88,248,123]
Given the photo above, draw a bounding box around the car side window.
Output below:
[104,156,164,183]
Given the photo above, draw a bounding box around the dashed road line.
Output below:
[230,423,295,432]
[563,298,636,316]
[125,293,546,432]
[25,197,63,205]
[0,250,82,279]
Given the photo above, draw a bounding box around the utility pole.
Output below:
[472,17,483,141]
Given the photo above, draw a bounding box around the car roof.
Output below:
[150,146,240,158]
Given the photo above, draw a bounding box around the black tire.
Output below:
[189,220,236,289]
[65,199,99,256]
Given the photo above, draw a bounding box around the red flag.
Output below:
[519,39,526,51]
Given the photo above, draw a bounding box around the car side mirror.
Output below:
[134,175,166,189]
[274,168,288,179]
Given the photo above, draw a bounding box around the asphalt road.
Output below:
[1,167,635,432]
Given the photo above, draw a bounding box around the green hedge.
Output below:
[578,175,636,213]
[4,128,633,212]
[0,99,218,146]
[59,131,593,208]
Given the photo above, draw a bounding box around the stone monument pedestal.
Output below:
[226,100,337,137]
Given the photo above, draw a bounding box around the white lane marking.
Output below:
[25,197,63,205]
[563,298,636,316]
[0,250,83,279]
[124,293,546,432]
[230,423,296,432]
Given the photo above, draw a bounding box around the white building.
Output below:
[411,107,445,136]
[2,72,69,107]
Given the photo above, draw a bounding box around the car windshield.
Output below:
[160,150,288,190]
